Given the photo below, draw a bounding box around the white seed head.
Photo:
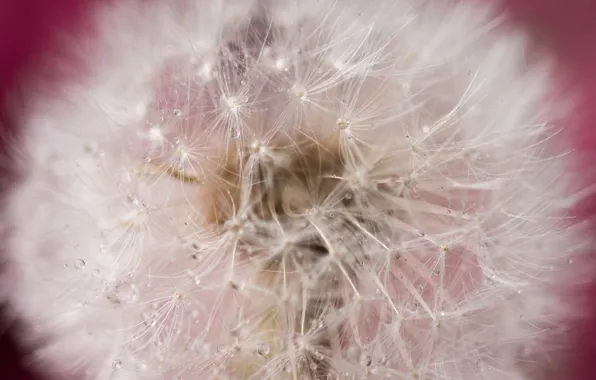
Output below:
[1,1,590,380]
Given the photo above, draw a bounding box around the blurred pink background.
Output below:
[0,0,595,379]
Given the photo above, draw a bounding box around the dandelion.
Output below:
[1,0,590,379]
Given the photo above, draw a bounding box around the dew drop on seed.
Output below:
[73,259,86,270]
[186,270,201,285]
[256,343,270,356]
[228,127,240,139]
[106,281,139,305]
[191,253,203,261]
[476,360,485,371]
[142,310,156,327]
[361,354,372,367]
[336,118,350,130]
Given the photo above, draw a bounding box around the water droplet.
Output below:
[336,118,350,130]
[142,310,156,327]
[106,281,139,305]
[228,126,240,139]
[185,269,201,285]
[476,360,484,371]
[256,343,270,356]
[361,354,372,367]
[568,259,573,264]
[83,142,100,155]
[190,252,203,261]
[73,259,86,270]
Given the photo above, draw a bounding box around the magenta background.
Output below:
[0,0,595,379]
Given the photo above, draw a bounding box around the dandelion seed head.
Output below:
[2,0,589,380]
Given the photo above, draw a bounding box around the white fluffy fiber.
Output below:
[1,0,588,379]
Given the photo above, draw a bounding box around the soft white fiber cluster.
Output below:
[1,0,586,379]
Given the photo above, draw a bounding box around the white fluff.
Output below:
[1,0,588,379]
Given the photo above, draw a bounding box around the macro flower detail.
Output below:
[1,0,587,380]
